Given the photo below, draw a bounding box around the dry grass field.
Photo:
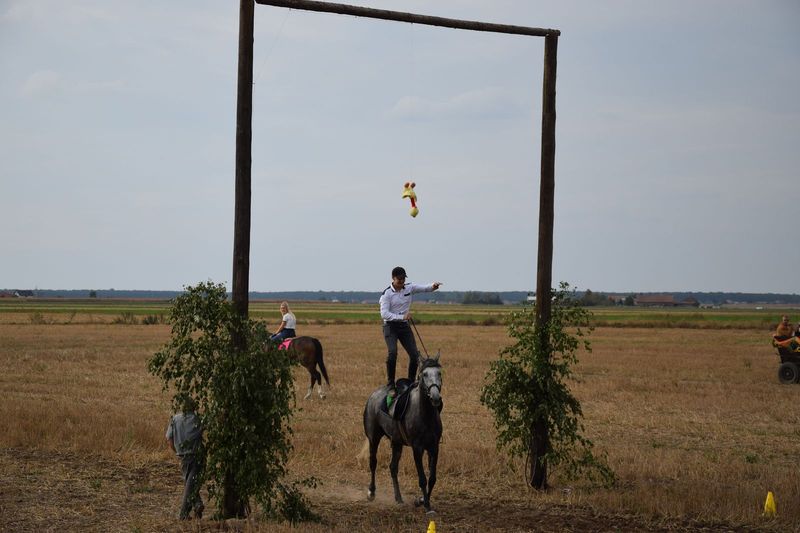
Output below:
[1,321,797,532]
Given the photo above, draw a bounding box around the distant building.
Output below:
[634,294,676,307]
[14,290,35,298]
[634,294,699,307]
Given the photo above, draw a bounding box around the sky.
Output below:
[1,0,798,293]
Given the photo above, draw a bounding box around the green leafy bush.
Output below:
[148,281,316,522]
[480,282,614,488]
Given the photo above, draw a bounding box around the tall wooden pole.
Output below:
[232,0,255,317]
[531,32,558,490]
[225,0,255,519]
[535,37,558,328]
[232,0,255,319]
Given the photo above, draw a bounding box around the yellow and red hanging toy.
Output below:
[402,181,418,218]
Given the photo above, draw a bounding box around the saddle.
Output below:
[381,378,417,420]
[388,379,415,420]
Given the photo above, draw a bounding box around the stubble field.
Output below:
[0,318,797,532]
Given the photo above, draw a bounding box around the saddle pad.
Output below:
[278,338,294,351]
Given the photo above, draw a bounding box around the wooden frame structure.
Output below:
[231,0,558,487]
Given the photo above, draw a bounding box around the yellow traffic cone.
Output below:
[427,520,436,533]
[763,491,777,517]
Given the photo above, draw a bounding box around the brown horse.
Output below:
[286,336,330,399]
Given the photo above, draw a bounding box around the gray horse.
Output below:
[362,353,443,513]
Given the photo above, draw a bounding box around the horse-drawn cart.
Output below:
[773,337,800,384]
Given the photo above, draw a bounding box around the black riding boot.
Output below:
[386,359,398,400]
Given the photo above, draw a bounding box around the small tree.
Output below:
[480,282,614,490]
[148,281,316,521]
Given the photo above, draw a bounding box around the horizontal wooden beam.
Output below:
[255,0,559,37]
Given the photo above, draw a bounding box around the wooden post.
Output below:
[531,32,558,490]
[232,0,255,320]
[225,0,255,519]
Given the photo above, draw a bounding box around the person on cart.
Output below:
[775,315,793,341]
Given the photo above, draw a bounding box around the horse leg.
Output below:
[304,367,314,400]
[425,446,438,513]
[314,369,325,399]
[367,437,380,501]
[389,441,404,504]
[412,447,430,511]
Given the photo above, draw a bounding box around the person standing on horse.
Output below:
[270,301,297,343]
[379,266,441,398]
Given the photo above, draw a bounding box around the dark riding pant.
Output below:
[270,328,296,343]
[383,321,420,386]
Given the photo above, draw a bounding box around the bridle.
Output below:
[420,367,442,401]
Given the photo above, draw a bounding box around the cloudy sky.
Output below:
[1,1,798,293]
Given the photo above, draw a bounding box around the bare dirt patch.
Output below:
[1,447,763,532]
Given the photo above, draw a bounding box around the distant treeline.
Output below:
[4,288,799,305]
[666,292,800,305]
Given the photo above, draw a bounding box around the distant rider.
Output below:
[270,301,297,343]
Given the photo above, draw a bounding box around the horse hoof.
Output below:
[303,392,312,400]
[426,509,436,516]
[367,491,375,501]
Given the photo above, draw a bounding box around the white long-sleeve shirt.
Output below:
[379,282,435,323]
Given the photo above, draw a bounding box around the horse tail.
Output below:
[356,437,370,465]
[312,337,330,385]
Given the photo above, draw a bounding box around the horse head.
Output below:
[418,351,442,408]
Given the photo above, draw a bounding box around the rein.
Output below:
[409,317,430,357]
